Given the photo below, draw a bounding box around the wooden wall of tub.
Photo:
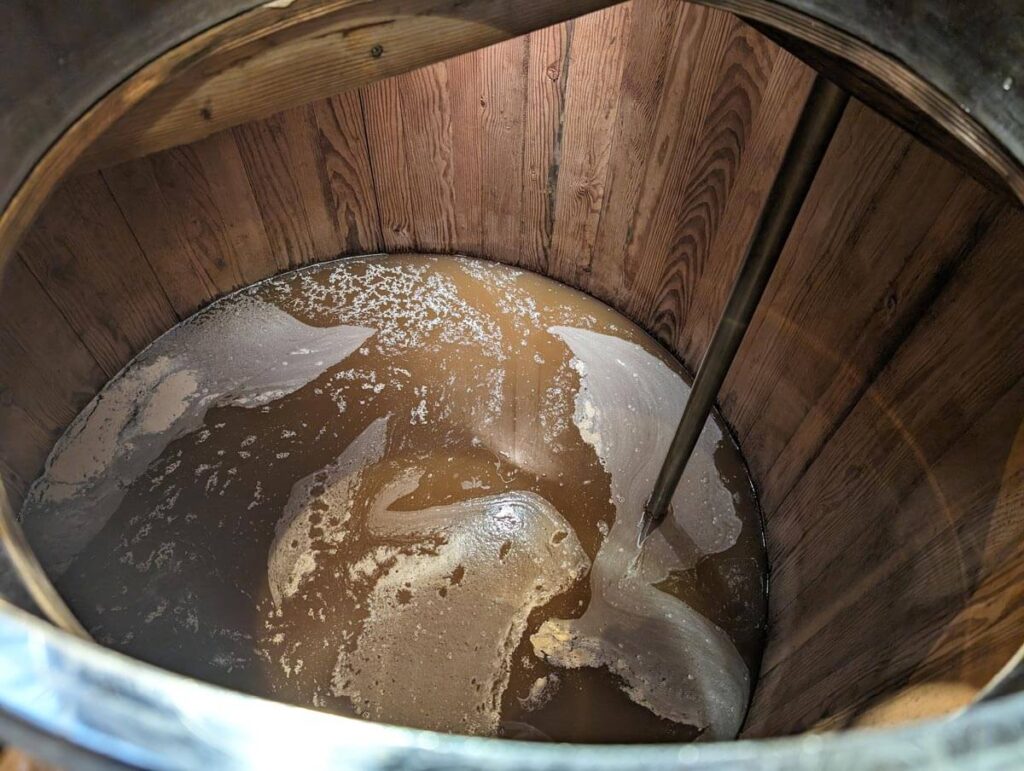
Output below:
[1,0,1020,739]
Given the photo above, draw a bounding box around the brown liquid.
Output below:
[21,255,766,743]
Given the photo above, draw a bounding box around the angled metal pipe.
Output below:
[638,74,849,545]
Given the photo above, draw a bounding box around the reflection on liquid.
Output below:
[21,255,767,743]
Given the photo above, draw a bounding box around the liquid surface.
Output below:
[21,255,767,742]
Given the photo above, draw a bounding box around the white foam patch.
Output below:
[519,673,561,711]
[21,295,375,576]
[332,476,588,735]
[267,417,389,607]
[276,258,504,357]
[531,326,748,740]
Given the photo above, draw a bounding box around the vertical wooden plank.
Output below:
[744,206,1024,735]
[0,258,108,496]
[0,258,108,500]
[398,64,458,252]
[102,160,221,317]
[547,3,632,286]
[518,21,571,273]
[826,378,1023,731]
[0,401,54,506]
[587,0,686,303]
[722,107,1000,514]
[669,51,813,367]
[623,13,780,350]
[446,50,484,255]
[233,103,342,267]
[106,129,281,315]
[361,77,418,251]
[613,6,729,330]
[165,131,283,280]
[479,34,528,264]
[17,175,179,376]
[312,90,383,254]
[0,259,106,430]
[747,376,1023,734]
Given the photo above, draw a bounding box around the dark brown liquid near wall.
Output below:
[21,255,766,743]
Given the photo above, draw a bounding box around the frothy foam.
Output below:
[268,417,390,607]
[332,482,588,733]
[21,295,374,576]
[531,327,748,739]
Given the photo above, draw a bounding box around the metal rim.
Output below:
[698,0,1024,203]
[1,599,1023,770]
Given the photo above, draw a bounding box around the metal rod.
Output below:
[0,484,89,638]
[638,75,849,546]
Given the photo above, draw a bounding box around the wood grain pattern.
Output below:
[721,0,1024,203]
[1,0,1021,738]
[446,50,485,256]
[101,157,222,317]
[234,104,342,267]
[586,0,686,303]
[362,75,420,251]
[547,3,631,285]
[0,261,106,433]
[723,104,1002,513]
[829,380,1023,729]
[626,14,782,348]
[312,91,384,254]
[76,0,622,173]
[15,175,178,376]
[479,35,529,264]
[2,0,627,269]
[518,21,571,272]
[669,50,812,366]
[104,130,282,318]
[616,7,731,325]
[0,260,107,504]
[389,64,459,252]
[743,203,1024,735]
[0,399,53,508]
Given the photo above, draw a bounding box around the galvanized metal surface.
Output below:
[781,0,1024,184]
[0,600,1022,770]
